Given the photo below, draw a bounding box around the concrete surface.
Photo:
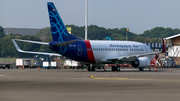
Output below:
[0,68,180,101]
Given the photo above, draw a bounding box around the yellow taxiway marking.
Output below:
[90,76,129,80]
[90,76,180,82]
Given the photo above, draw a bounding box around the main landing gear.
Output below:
[111,65,120,72]
[139,68,144,71]
[87,64,95,71]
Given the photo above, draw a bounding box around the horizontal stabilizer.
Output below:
[14,39,49,45]
[12,39,61,56]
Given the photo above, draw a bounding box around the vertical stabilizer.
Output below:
[47,2,80,42]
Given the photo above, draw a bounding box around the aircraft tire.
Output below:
[87,66,91,71]
[91,66,95,71]
[112,66,116,71]
[117,66,120,71]
[139,68,144,71]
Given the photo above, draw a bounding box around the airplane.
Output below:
[12,2,166,71]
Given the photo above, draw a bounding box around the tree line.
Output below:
[0,25,180,58]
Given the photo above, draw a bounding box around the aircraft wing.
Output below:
[101,52,163,62]
[12,39,61,56]
[117,52,161,60]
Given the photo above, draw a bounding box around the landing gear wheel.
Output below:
[91,66,95,71]
[139,68,144,71]
[87,66,90,71]
[117,66,120,71]
[112,66,116,71]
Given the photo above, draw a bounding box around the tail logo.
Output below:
[48,2,68,54]
[77,44,82,56]
[48,2,81,54]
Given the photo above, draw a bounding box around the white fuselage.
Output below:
[89,40,154,64]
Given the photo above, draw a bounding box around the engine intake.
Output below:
[131,57,150,68]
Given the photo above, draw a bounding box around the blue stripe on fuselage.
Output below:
[49,40,88,62]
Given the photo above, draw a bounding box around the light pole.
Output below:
[126,28,129,41]
[85,0,88,40]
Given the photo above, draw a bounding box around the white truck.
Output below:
[43,62,49,68]
[51,62,57,69]
[72,61,78,67]
[64,60,79,69]
[42,62,57,69]
[16,59,31,68]
[64,60,72,67]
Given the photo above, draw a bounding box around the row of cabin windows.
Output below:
[92,48,144,51]
[130,49,144,51]
[92,48,128,51]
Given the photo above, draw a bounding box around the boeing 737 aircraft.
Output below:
[12,2,166,71]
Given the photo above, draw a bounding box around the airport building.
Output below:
[143,43,162,49]
[3,28,41,35]
[165,34,180,66]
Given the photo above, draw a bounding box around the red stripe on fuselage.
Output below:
[84,40,96,63]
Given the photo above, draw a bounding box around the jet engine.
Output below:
[131,57,150,68]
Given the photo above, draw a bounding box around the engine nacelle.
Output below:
[131,57,150,68]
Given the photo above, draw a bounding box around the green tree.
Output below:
[66,25,84,39]
[0,26,5,38]
[35,27,52,41]
[87,25,111,40]
[140,27,178,39]
[0,34,42,58]
[111,33,124,40]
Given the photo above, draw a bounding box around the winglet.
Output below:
[162,38,166,53]
[12,39,23,52]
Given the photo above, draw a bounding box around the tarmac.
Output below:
[0,68,180,101]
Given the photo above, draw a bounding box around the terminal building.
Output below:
[3,28,40,35]
[143,43,162,49]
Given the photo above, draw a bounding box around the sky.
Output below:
[1,0,180,34]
